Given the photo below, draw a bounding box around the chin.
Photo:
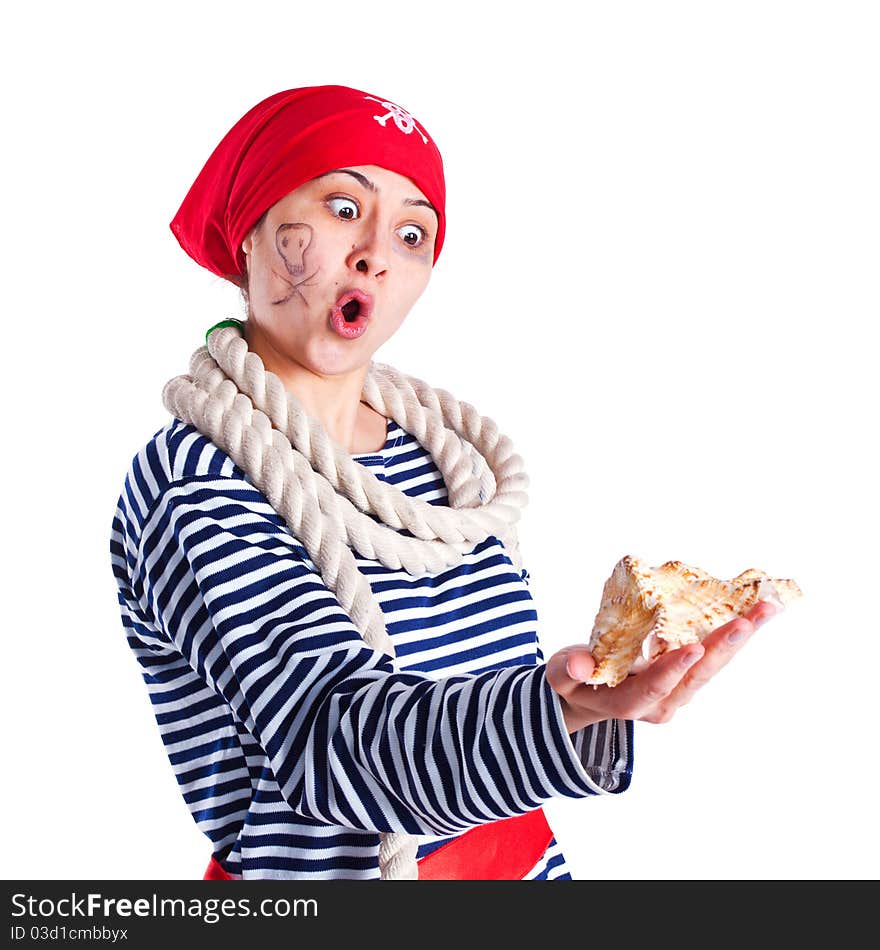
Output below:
[307,343,375,378]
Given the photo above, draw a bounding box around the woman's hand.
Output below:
[545,601,778,733]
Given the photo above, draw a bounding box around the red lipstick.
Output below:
[330,289,373,340]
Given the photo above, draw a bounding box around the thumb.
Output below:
[545,645,596,700]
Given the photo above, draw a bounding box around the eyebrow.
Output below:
[316,168,439,219]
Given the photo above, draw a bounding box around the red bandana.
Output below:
[170,84,446,278]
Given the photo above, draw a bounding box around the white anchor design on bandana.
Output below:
[364,96,429,144]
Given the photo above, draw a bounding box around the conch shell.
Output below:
[587,555,802,687]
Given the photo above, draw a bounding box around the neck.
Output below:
[242,319,384,454]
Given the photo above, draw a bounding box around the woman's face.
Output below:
[241,164,437,381]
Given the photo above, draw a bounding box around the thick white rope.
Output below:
[162,323,529,880]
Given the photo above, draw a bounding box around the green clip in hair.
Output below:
[205,318,245,344]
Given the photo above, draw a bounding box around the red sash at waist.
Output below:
[417,807,554,880]
[203,807,553,881]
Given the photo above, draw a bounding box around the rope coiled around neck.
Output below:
[161,322,529,879]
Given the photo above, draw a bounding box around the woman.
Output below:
[109,84,774,880]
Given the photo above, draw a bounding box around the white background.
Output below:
[3,0,877,881]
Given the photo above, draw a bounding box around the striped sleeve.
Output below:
[132,475,630,837]
[519,566,633,794]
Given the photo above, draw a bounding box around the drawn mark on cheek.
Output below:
[276,223,313,276]
[272,222,320,306]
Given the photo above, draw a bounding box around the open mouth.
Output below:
[341,299,361,322]
[330,289,373,339]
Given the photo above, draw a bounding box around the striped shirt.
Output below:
[109,414,633,879]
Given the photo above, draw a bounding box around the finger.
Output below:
[545,646,596,701]
[566,650,596,684]
[700,614,757,651]
[744,599,777,627]
[601,643,705,720]
[697,601,775,652]
[668,616,756,708]
[699,595,777,653]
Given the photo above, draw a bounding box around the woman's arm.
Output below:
[129,474,629,838]
[521,567,633,794]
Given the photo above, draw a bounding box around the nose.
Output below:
[346,218,389,279]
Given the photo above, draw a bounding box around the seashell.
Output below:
[587,555,803,687]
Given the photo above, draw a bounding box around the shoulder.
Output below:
[111,419,316,585]
[112,419,259,536]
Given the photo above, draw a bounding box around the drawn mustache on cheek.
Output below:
[271,223,320,306]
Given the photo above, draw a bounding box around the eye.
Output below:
[397,223,427,248]
[327,196,359,220]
